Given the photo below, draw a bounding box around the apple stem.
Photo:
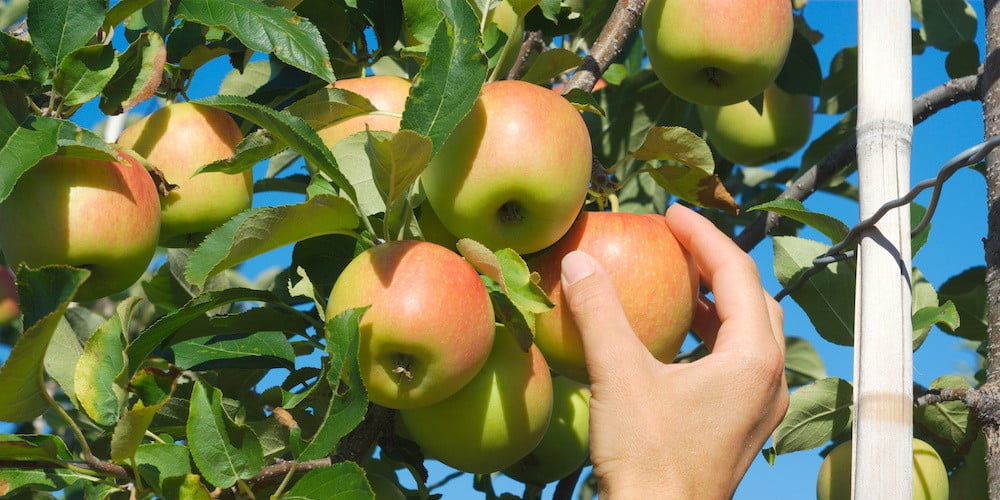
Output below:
[704,67,722,87]
[392,364,413,381]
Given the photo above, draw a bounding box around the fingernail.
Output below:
[561,251,594,286]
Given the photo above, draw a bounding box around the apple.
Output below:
[0,265,19,326]
[503,375,591,485]
[116,101,250,248]
[420,79,593,255]
[527,211,698,384]
[816,438,949,500]
[697,84,814,166]
[398,325,553,474]
[326,240,495,409]
[642,0,793,106]
[316,75,412,147]
[0,153,161,301]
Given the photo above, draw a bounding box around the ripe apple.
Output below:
[0,153,161,301]
[641,0,793,106]
[527,211,698,384]
[316,75,412,147]
[326,240,495,409]
[503,375,591,485]
[398,325,553,474]
[0,265,19,326]
[420,80,593,254]
[116,101,250,248]
[697,84,814,166]
[816,438,949,500]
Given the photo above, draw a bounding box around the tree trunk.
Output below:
[979,3,1000,497]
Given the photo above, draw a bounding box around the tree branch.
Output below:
[563,0,646,94]
[733,73,981,253]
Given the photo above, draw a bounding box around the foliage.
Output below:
[0,0,988,498]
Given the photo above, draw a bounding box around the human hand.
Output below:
[559,203,788,499]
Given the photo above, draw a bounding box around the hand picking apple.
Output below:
[559,203,788,498]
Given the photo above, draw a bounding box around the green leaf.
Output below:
[172,331,295,371]
[401,0,442,46]
[0,434,72,463]
[186,380,264,489]
[775,29,822,96]
[99,32,166,115]
[198,129,288,175]
[913,0,977,51]
[0,33,51,88]
[748,199,850,243]
[911,269,941,351]
[110,367,182,462]
[26,0,104,68]
[0,266,88,422]
[42,316,86,406]
[817,47,858,115]
[365,129,433,238]
[772,377,853,455]
[914,375,973,447]
[285,87,379,130]
[798,108,856,173]
[290,309,368,462]
[400,0,488,157]
[784,336,827,388]
[74,308,129,427]
[176,0,335,82]
[456,239,552,315]
[185,194,359,288]
[52,44,118,108]
[127,288,294,369]
[0,467,88,497]
[562,88,606,116]
[284,462,373,500]
[945,40,981,78]
[167,307,315,348]
[632,126,738,214]
[520,48,583,84]
[329,132,393,218]
[192,94,356,202]
[937,266,986,341]
[134,443,194,496]
[773,236,856,346]
[104,0,158,30]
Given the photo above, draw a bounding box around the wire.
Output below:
[774,136,1000,301]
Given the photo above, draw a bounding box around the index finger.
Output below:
[664,204,775,351]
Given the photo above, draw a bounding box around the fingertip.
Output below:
[560,250,596,288]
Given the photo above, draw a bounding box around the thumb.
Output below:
[560,251,650,383]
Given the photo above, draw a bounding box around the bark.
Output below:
[980,3,1000,499]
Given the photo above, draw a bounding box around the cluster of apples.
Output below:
[0,102,253,301]
[319,75,699,481]
[642,0,814,166]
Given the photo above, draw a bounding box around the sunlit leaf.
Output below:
[187,380,264,488]
[772,377,853,455]
[176,0,335,82]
